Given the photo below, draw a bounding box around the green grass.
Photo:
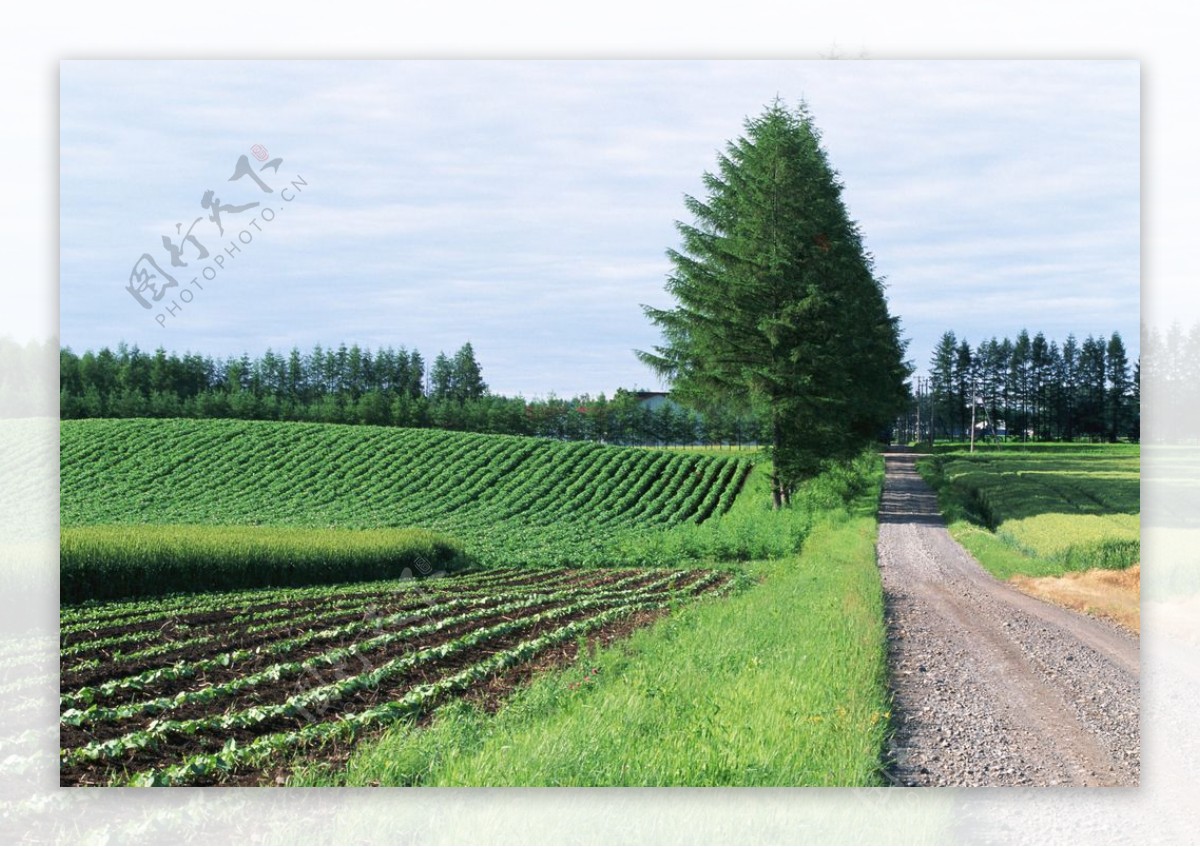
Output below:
[918,444,1139,579]
[60,525,467,603]
[60,418,752,569]
[292,457,889,787]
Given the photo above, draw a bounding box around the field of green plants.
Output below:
[61,419,752,570]
[297,511,889,787]
[60,418,891,787]
[918,444,1140,579]
[59,565,734,786]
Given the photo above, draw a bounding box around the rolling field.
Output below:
[60,565,733,786]
[60,418,891,786]
[918,444,1140,580]
[61,419,752,570]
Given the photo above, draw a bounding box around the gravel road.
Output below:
[877,450,1140,787]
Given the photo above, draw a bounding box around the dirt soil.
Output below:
[876,450,1139,787]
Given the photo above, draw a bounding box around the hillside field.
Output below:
[61,418,752,574]
[59,418,891,786]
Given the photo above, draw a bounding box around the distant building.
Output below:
[633,391,677,413]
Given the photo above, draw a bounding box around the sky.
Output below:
[59,60,1139,397]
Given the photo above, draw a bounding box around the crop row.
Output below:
[60,566,731,785]
[60,570,628,686]
[60,565,574,644]
[60,565,533,632]
[67,599,646,777]
[128,602,668,787]
[61,569,669,709]
[61,419,752,570]
[63,571,710,733]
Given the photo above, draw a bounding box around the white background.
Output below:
[2,2,1198,844]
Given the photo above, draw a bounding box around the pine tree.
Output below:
[429,353,453,401]
[451,342,488,402]
[1008,330,1032,441]
[1106,331,1130,441]
[1077,336,1108,440]
[954,338,974,439]
[638,100,908,507]
[929,332,958,440]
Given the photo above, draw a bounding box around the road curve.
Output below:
[876,450,1139,787]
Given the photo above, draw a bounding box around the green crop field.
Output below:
[918,444,1140,579]
[59,565,735,786]
[61,419,752,571]
[298,512,889,788]
[60,417,891,786]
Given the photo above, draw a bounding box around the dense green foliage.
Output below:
[61,525,467,604]
[59,566,732,786]
[639,100,907,506]
[296,455,889,787]
[428,343,487,402]
[59,341,763,447]
[912,329,1138,444]
[61,418,752,568]
[918,444,1139,579]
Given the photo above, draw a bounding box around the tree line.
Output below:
[58,341,764,447]
[911,329,1138,443]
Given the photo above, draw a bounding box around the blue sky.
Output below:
[60,60,1139,397]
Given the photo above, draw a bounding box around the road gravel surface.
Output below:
[877,450,1139,787]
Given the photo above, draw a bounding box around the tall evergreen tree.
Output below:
[1007,330,1032,440]
[1059,334,1079,440]
[451,342,488,402]
[1077,335,1108,439]
[637,100,908,507]
[929,332,958,439]
[954,339,974,438]
[1030,332,1051,439]
[975,337,1005,438]
[1106,331,1130,441]
[429,353,453,401]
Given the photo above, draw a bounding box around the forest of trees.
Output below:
[57,341,763,447]
[909,329,1139,443]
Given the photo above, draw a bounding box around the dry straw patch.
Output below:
[1010,564,1139,633]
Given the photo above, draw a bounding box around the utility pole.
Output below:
[914,376,923,447]
[969,378,977,453]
